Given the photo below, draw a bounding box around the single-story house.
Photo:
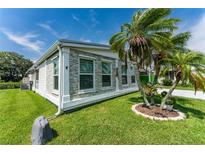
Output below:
[26,39,139,115]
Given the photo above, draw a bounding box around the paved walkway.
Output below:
[158,89,205,100]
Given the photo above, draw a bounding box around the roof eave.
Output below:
[26,39,112,74]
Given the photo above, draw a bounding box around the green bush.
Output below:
[162,78,173,86]
[180,82,193,87]
[161,91,168,97]
[0,82,21,90]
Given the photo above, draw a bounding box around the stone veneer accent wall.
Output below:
[69,48,117,100]
[69,48,137,100]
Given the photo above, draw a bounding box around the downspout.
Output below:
[55,45,63,116]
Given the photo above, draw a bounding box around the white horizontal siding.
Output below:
[38,62,47,94]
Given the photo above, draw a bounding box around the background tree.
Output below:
[160,51,205,108]
[109,8,180,106]
[0,51,33,82]
[153,32,191,82]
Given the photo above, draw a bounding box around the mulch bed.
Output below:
[135,104,179,118]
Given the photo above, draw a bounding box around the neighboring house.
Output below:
[26,39,139,114]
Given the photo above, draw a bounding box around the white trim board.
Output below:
[34,89,59,106]
[70,47,118,59]
[62,86,139,111]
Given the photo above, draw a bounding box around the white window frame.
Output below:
[78,56,96,94]
[52,56,59,95]
[101,60,112,89]
[121,64,128,86]
[35,69,39,89]
[130,64,136,84]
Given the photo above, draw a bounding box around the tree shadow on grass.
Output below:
[52,128,58,138]
[128,95,161,105]
[174,103,205,119]
[128,96,143,104]
[174,97,205,119]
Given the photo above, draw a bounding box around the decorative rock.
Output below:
[131,103,186,121]
[165,105,174,111]
[31,116,53,145]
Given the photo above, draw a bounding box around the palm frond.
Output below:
[172,32,191,47]
[139,8,171,29]
[146,18,180,32]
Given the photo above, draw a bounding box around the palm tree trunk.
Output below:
[150,96,155,105]
[160,79,180,109]
[154,65,161,83]
[135,65,150,106]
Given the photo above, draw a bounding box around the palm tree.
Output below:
[153,32,191,82]
[109,8,180,106]
[160,51,205,108]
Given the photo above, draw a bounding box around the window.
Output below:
[79,58,94,90]
[131,65,136,84]
[35,70,39,88]
[121,65,127,85]
[53,57,59,90]
[102,62,111,87]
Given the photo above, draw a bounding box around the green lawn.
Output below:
[1,89,205,144]
[0,89,57,144]
[161,85,195,91]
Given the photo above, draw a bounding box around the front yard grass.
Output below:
[161,85,195,91]
[0,89,57,144]
[1,89,205,144]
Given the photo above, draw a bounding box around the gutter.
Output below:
[55,45,63,116]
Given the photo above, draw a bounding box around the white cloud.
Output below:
[38,23,69,39]
[80,38,91,42]
[98,40,109,45]
[71,14,79,21]
[71,10,99,30]
[30,58,38,63]
[187,14,205,54]
[0,28,43,53]
[71,14,89,30]
[89,9,100,28]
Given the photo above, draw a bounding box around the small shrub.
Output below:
[161,91,168,97]
[0,82,21,90]
[162,78,173,86]
[166,97,176,106]
[180,82,193,87]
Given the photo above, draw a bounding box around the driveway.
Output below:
[158,89,205,100]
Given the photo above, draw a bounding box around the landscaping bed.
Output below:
[132,103,186,121]
[135,104,179,118]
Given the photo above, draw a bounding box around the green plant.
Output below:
[180,82,193,87]
[0,82,21,89]
[161,91,168,97]
[144,83,158,97]
[166,98,176,106]
[154,32,191,82]
[144,83,159,104]
[160,51,205,108]
[109,8,179,106]
[162,78,173,86]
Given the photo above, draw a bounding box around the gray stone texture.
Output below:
[69,49,137,100]
[31,116,53,145]
[69,49,117,100]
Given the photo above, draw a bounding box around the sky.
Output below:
[0,8,205,61]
